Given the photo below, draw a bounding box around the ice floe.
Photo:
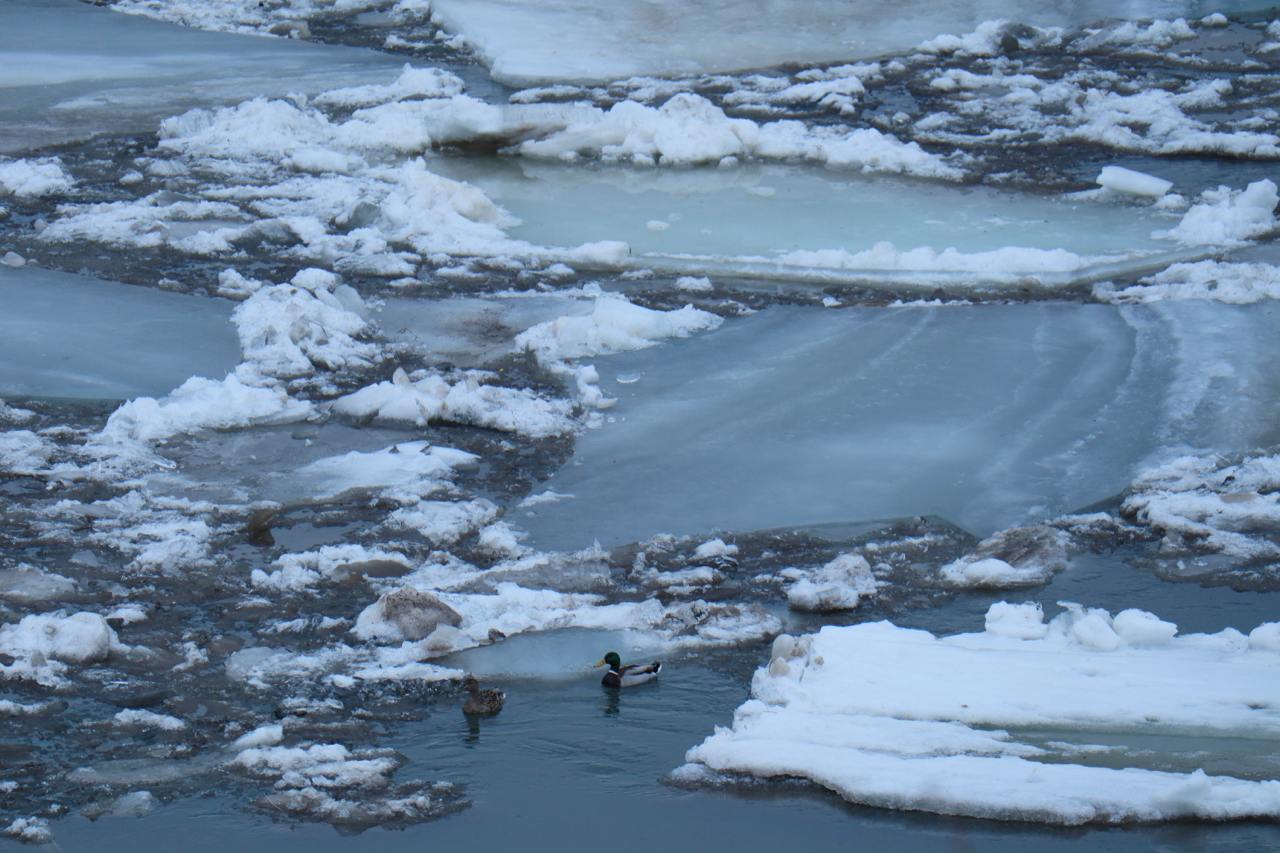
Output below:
[681,601,1280,824]
[518,301,1280,548]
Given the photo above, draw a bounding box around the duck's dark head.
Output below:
[593,651,622,672]
[463,676,480,693]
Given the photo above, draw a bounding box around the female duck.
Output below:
[594,651,661,688]
[461,676,505,716]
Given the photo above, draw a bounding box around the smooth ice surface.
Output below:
[438,160,1204,284]
[429,0,1280,85]
[0,266,240,400]
[0,0,411,154]
[519,301,1280,548]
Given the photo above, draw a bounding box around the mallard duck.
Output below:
[461,676,505,716]
[594,651,661,687]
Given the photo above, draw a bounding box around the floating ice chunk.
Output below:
[112,709,186,731]
[1095,165,1173,198]
[983,601,1048,640]
[683,605,1280,824]
[293,441,476,502]
[2,817,51,844]
[314,64,465,109]
[516,94,959,178]
[1160,180,1279,246]
[1121,449,1280,563]
[233,270,375,383]
[0,564,76,602]
[675,276,713,292]
[0,431,54,477]
[0,611,117,665]
[230,724,285,751]
[940,525,1069,588]
[386,499,499,544]
[1096,260,1280,304]
[515,293,722,364]
[251,545,411,594]
[785,553,877,612]
[333,368,575,438]
[0,157,73,197]
[692,538,738,561]
[98,374,314,446]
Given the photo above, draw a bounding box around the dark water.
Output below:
[22,545,1280,852]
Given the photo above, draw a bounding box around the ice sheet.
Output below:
[681,603,1280,824]
[517,300,1280,548]
[429,0,1280,85]
[437,160,1207,285]
[0,0,411,154]
[0,266,240,401]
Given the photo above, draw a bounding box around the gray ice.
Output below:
[0,265,240,400]
[516,300,1280,549]
[0,0,411,154]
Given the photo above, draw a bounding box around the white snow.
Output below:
[0,157,73,197]
[230,724,285,751]
[784,553,878,612]
[515,293,722,363]
[333,367,575,438]
[683,602,1280,825]
[1160,180,1279,245]
[1096,260,1280,304]
[0,611,118,665]
[292,441,477,502]
[112,709,187,731]
[1121,450,1280,561]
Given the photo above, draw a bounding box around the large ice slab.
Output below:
[517,300,1280,548]
[0,266,240,401]
[429,0,1280,85]
[0,0,411,154]
[680,602,1280,825]
[439,160,1207,286]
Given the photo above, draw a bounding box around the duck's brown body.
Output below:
[462,676,505,715]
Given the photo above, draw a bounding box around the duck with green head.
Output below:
[593,651,661,687]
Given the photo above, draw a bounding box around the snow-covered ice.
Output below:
[681,601,1280,824]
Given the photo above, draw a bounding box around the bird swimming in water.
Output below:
[461,676,505,716]
[594,651,661,687]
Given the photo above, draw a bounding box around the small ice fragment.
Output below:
[1,251,24,268]
[646,219,670,231]
[1096,166,1173,198]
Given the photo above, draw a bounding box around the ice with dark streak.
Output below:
[518,300,1280,548]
